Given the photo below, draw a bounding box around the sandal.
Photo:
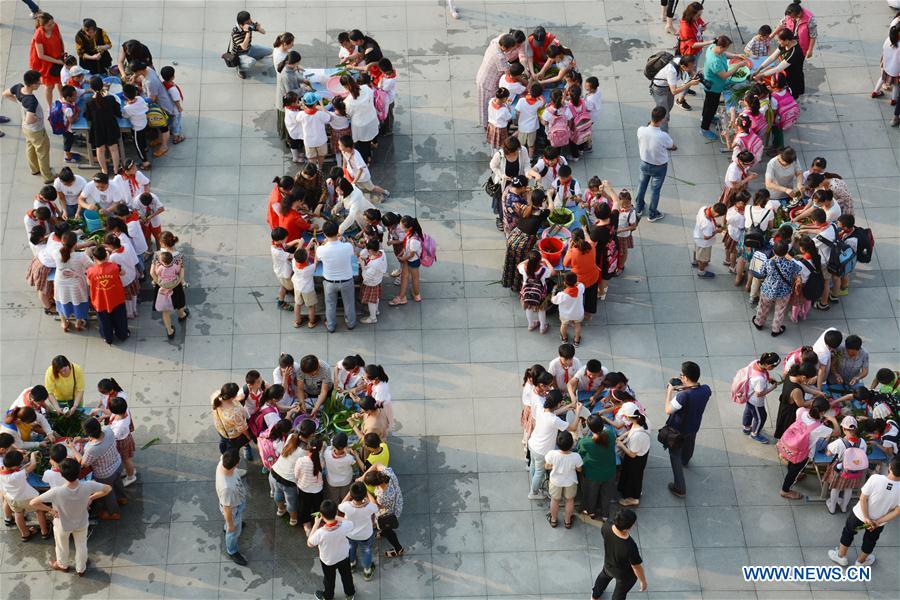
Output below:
[75,319,85,331]
[307,318,318,328]
[153,146,168,158]
[413,295,422,302]
[771,326,786,337]
[4,517,14,527]
[293,321,302,329]
[573,337,581,347]
[172,136,185,145]
[384,548,404,558]
[564,519,573,529]
[41,528,53,540]
[48,560,69,573]
[751,317,763,331]
[388,297,407,306]
[560,332,568,343]
[20,527,37,542]
[546,513,558,528]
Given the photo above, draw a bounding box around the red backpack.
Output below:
[248,405,278,438]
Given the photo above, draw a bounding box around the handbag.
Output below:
[377,513,399,530]
[483,177,502,200]
[657,424,683,450]
[49,62,63,77]
[222,40,240,68]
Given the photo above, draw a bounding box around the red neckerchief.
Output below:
[704,207,717,224]
[124,211,140,224]
[562,364,571,384]
[366,380,375,396]
[382,71,396,79]
[564,286,579,298]
[343,369,356,388]
[303,107,318,115]
[294,259,309,270]
[144,203,153,217]
[846,435,860,444]
[323,520,340,530]
[36,197,61,218]
[0,467,20,475]
[112,245,125,254]
[285,106,301,112]
[342,165,353,182]
[272,241,285,250]
[585,372,597,390]
[162,80,184,100]
[282,367,295,399]
[754,362,774,383]
[122,173,140,197]
[504,74,517,83]
[524,96,540,105]
[369,65,384,86]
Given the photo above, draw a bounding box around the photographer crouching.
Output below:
[227,10,271,79]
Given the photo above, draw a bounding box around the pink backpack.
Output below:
[248,405,278,438]
[776,413,820,464]
[742,109,768,138]
[731,361,762,404]
[257,425,279,470]
[419,233,437,267]
[373,87,389,122]
[735,131,763,165]
[837,439,869,479]
[569,101,593,146]
[546,106,571,148]
[773,89,799,131]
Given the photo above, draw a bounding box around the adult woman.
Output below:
[51,232,92,332]
[615,402,651,507]
[500,175,529,236]
[270,429,304,526]
[44,355,84,414]
[74,18,113,74]
[211,383,252,454]
[756,30,805,99]
[772,1,817,58]
[577,415,618,521]
[350,396,390,442]
[272,32,295,68]
[488,137,530,229]
[29,13,65,107]
[700,36,751,139]
[362,463,404,558]
[878,25,900,126]
[476,34,515,128]
[773,362,817,439]
[803,172,853,216]
[780,397,838,500]
[116,39,153,82]
[676,2,711,110]
[275,51,310,143]
[340,75,379,164]
[389,216,424,306]
[501,189,550,289]
[151,232,189,322]
[294,436,324,535]
[535,45,577,87]
[83,76,121,174]
[563,229,599,326]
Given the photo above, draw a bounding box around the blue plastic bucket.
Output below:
[83,210,102,233]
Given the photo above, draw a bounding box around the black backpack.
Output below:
[852,227,874,263]
[799,258,824,300]
[644,51,674,81]
[743,209,770,250]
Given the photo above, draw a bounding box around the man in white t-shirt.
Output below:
[829,457,900,567]
[338,482,379,581]
[635,106,674,222]
[307,499,356,600]
[650,54,700,131]
[30,458,110,575]
[317,220,357,333]
[527,390,580,500]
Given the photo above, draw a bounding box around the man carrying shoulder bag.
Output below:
[660,361,711,498]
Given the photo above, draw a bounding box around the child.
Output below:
[567,85,592,160]
[744,25,773,58]
[527,146,568,190]
[338,135,390,198]
[377,58,397,136]
[108,396,137,486]
[514,83,545,158]
[240,370,267,417]
[769,73,799,151]
[486,87,513,151]
[872,368,900,395]
[42,443,77,489]
[65,66,89,102]
[334,355,366,393]
[270,227,294,311]
[833,213,859,298]
[329,98,352,168]
[0,450,50,541]
[727,115,763,166]
[338,482,379,581]
[566,359,609,404]
[548,343,582,392]
[562,70,582,100]
[298,92,332,170]
[153,251,183,338]
[382,212,404,280]
[359,238,387,324]
[60,55,78,88]
[59,85,81,164]
[323,432,362,504]
[583,76,603,152]
[112,203,149,259]
[541,89,573,154]
[34,184,63,220]
[54,167,87,219]
[544,431,583,528]
[824,416,867,514]
[283,92,305,163]
[337,32,361,68]
[291,246,318,329]
[121,84,151,170]
[552,273,584,346]
[550,164,581,208]
[93,378,126,414]
[499,62,527,97]
[135,192,165,251]
[725,190,749,278]
[616,190,638,272]
[159,66,185,144]
[363,364,393,431]
[693,202,726,278]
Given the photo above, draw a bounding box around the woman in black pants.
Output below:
[699,36,749,139]
[661,0,679,35]
[779,397,839,500]
[363,465,405,557]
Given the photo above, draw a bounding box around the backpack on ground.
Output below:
[419,232,437,267]
[743,209,770,250]
[644,51,675,80]
[798,258,824,300]
[837,438,869,479]
[256,426,279,470]
[731,361,761,404]
[546,107,571,148]
[373,87,389,122]
[852,227,874,264]
[776,416,821,463]
[570,101,593,146]
[817,225,856,276]
[48,100,72,135]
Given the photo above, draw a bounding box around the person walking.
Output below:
[86,246,129,344]
[217,448,248,565]
[317,220,357,333]
[2,70,53,183]
[30,458,111,575]
[634,106,674,222]
[307,499,356,600]
[590,509,648,600]
[663,361,711,497]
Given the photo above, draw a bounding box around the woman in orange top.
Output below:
[86,246,129,345]
[563,228,599,321]
[277,195,311,243]
[29,13,66,108]
[677,2,712,111]
[266,176,295,230]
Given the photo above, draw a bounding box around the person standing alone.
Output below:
[634,107,674,223]
[2,70,53,183]
[591,509,648,600]
[663,361,711,497]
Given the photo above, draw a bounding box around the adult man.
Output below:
[2,70,53,183]
[317,220,357,333]
[649,54,700,132]
[764,146,803,204]
[663,361,711,497]
[230,10,271,79]
[30,458,111,575]
[634,106,674,223]
[591,509,647,600]
[699,36,748,140]
[131,61,173,157]
[217,448,248,565]
[80,417,126,520]
[86,246,129,344]
[307,499,356,600]
[829,456,900,567]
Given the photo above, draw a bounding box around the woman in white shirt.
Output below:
[340,75,379,163]
[294,436,325,535]
[272,32,295,69]
[614,402,651,507]
[332,179,375,236]
[270,431,305,526]
[51,232,93,331]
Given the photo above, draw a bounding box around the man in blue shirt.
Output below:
[700,36,751,139]
[664,361,712,497]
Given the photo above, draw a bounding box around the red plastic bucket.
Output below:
[538,236,565,266]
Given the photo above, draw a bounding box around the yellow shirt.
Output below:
[365,443,390,493]
[44,363,85,405]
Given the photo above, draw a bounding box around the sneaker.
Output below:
[825,496,837,514]
[814,301,830,311]
[667,482,686,498]
[700,128,718,140]
[527,492,544,500]
[390,269,401,277]
[892,116,900,127]
[741,428,751,435]
[122,475,137,487]
[229,552,248,566]
[677,99,693,111]
[363,566,375,581]
[528,321,539,331]
[237,71,247,80]
[856,553,875,567]
[647,212,665,223]
[828,548,848,567]
[749,297,759,306]
[314,591,326,600]
[835,288,849,297]
[749,433,769,444]
[64,154,81,163]
[697,271,716,279]
[349,561,357,570]
[828,295,841,303]
[360,316,378,324]
[276,508,287,517]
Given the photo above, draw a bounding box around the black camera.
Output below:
[669,377,683,388]
[247,22,258,32]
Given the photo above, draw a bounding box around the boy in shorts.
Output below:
[514,83,544,159]
[0,450,50,540]
[544,431,583,528]
[291,246,318,328]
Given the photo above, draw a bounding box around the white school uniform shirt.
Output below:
[109,413,133,441]
[726,206,745,241]
[41,469,67,489]
[125,218,149,255]
[54,175,88,208]
[724,162,746,187]
[308,520,353,566]
[827,436,867,470]
[298,109,332,148]
[132,193,164,228]
[529,410,568,457]
[747,369,770,407]
[334,366,364,391]
[744,205,775,233]
[122,97,148,131]
[113,172,150,200]
[795,407,834,460]
[548,357,583,391]
[329,112,350,130]
[379,75,398,104]
[10,389,55,437]
[572,365,609,392]
[272,362,301,406]
[618,208,637,238]
[114,231,140,268]
[812,327,842,373]
[0,470,38,502]
[338,500,379,541]
[109,247,137,286]
[499,74,526,97]
[584,89,603,119]
[811,224,836,266]
[693,207,718,248]
[271,245,293,279]
[532,157,568,190]
[80,181,129,211]
[540,104,572,127]
[291,261,316,295]
[284,108,304,140]
[360,249,387,287]
[551,178,582,206]
[551,283,585,322]
[792,257,812,283]
[322,447,355,487]
[545,449,583,487]
[487,101,512,128]
[343,148,372,184]
[514,97,544,134]
[334,186,375,235]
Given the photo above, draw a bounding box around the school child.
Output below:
[121,84,151,170]
[769,73,799,151]
[727,115,764,166]
[581,177,605,213]
[562,70,582,98]
[382,212,404,280]
[548,343,582,392]
[298,92,332,170]
[550,164,581,208]
[334,355,366,394]
[290,244,318,329]
[739,94,768,142]
[93,377,126,414]
[111,204,149,263]
[159,66,185,144]
[567,85,592,160]
[790,236,822,323]
[544,430,583,529]
[693,202,726,278]
[338,135,390,198]
[499,62,527,97]
[60,55,78,88]
[54,167,87,219]
[864,418,898,460]
[824,416,868,514]
[135,191,164,251]
[324,432,363,505]
[240,370,267,416]
[566,359,608,403]
[744,25,773,58]
[724,190,749,278]
[104,232,139,318]
[359,238,387,324]
[58,85,81,164]
[64,65,89,102]
[388,215,424,306]
[583,77,603,152]
[552,273,584,346]
[514,83,545,158]
[107,396,137,486]
[329,97,352,168]
[526,146,568,190]
[0,450,50,541]
[42,443,73,489]
[542,89,573,155]
[337,32,361,68]
[338,482,379,581]
[833,214,859,298]
[34,184,62,220]
[363,364,393,432]
[616,190,638,272]
[486,87,513,150]
[270,227,295,312]
[377,58,397,136]
[283,92,305,163]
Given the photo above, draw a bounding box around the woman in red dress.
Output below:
[29,12,66,107]
[675,2,713,111]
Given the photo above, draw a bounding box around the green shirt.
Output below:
[703,46,729,94]
[576,426,617,482]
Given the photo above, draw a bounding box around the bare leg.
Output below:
[564,497,575,524]
[161,310,174,335]
[13,511,30,537]
[410,268,421,299]
[108,144,120,174]
[96,146,108,173]
[293,302,303,327]
[573,320,582,342]
[548,498,560,524]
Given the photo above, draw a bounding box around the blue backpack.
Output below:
[48,100,67,135]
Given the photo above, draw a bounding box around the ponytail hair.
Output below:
[587,414,609,447]
[746,94,760,116]
[59,231,77,263]
[633,413,648,430]
[364,364,389,383]
[523,363,547,386]
[340,75,360,99]
[277,50,301,73]
[759,352,781,368]
[97,377,123,394]
[307,436,323,477]
[571,228,591,254]
[525,249,541,278]
[400,215,423,239]
[568,84,582,104]
[262,384,285,405]
[550,88,563,109]
[547,44,574,59]
[213,382,240,410]
[273,175,294,192]
[274,32,295,48]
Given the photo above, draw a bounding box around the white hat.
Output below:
[840,415,858,429]
[619,401,641,418]
[68,66,86,77]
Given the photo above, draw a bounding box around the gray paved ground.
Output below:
[1,0,899,598]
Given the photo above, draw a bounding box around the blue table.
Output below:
[70,82,135,171]
[812,445,888,498]
[722,56,767,111]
